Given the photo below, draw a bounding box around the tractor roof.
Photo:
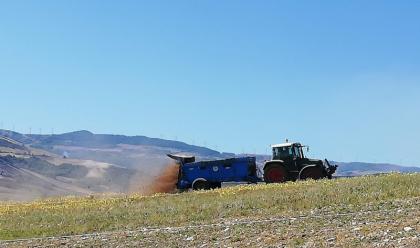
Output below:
[271,142,301,148]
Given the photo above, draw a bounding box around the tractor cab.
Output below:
[271,142,306,160]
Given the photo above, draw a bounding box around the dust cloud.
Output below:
[129,162,180,195]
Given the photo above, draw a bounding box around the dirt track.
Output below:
[2,198,418,248]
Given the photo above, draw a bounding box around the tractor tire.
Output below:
[299,166,323,180]
[192,179,211,190]
[264,164,287,183]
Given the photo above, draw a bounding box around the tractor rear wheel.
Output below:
[264,164,287,183]
[299,166,323,180]
[192,180,211,190]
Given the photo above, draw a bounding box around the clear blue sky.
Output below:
[1,1,419,165]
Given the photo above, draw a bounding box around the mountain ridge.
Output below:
[0,129,221,157]
[0,129,419,201]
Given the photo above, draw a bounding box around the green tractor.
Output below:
[263,141,337,183]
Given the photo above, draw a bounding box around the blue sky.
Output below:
[1,1,419,165]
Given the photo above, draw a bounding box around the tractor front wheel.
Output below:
[264,164,287,183]
[299,166,323,180]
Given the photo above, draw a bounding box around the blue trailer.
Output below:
[167,154,261,190]
[167,141,337,191]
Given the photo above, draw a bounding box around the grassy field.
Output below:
[0,173,419,247]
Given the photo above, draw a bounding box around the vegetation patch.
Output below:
[0,173,418,240]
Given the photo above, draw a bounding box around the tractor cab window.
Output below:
[273,146,293,159]
[293,146,302,159]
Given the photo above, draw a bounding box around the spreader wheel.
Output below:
[210,182,222,189]
[192,179,211,190]
[264,164,287,183]
[299,166,323,180]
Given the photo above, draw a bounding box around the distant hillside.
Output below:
[0,136,25,150]
[0,129,419,201]
[0,130,34,144]
[0,130,227,201]
[335,161,420,176]
[0,130,220,157]
[0,154,134,201]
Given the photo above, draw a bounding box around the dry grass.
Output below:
[0,173,419,241]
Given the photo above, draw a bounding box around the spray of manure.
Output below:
[147,162,179,194]
[130,162,180,195]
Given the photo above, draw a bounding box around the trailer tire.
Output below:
[192,179,211,190]
[210,182,222,189]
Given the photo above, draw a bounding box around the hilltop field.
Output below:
[0,173,419,247]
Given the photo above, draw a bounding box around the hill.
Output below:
[0,129,419,201]
[0,130,227,201]
[0,129,221,159]
[0,154,134,201]
[1,129,225,173]
[336,161,420,176]
[0,173,418,247]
